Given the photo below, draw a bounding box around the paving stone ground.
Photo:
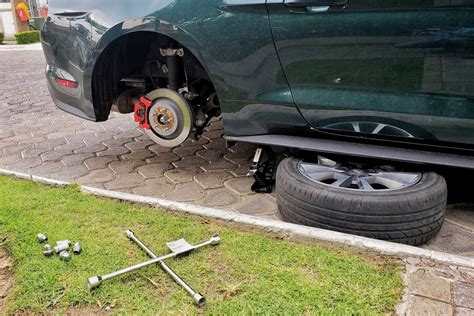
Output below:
[1,50,473,314]
[397,258,474,316]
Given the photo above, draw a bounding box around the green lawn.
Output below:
[0,176,403,314]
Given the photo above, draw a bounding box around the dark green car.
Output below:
[42,0,474,245]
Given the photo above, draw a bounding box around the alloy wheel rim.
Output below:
[298,157,422,191]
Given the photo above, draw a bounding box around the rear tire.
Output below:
[276,157,447,246]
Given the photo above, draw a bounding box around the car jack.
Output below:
[88,230,220,306]
[248,146,276,194]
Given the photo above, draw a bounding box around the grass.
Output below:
[0,176,403,314]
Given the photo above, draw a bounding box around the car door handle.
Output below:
[285,0,348,8]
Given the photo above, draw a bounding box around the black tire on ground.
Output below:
[276,157,448,246]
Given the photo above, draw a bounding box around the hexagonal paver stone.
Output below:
[124,140,154,151]
[51,164,88,181]
[41,149,72,162]
[35,138,68,151]
[407,269,453,302]
[454,282,474,309]
[97,147,129,157]
[0,154,22,167]
[84,156,119,171]
[62,153,95,167]
[407,296,452,316]
[133,178,175,197]
[114,129,143,139]
[3,144,31,155]
[164,182,205,202]
[197,149,225,163]
[164,168,197,184]
[137,163,172,179]
[102,138,132,148]
[74,144,107,155]
[55,141,86,152]
[77,168,115,185]
[233,194,279,216]
[202,129,224,140]
[149,144,173,154]
[194,171,233,189]
[182,137,209,146]
[65,133,95,143]
[146,152,180,164]
[108,160,145,174]
[0,142,19,151]
[6,157,43,170]
[28,161,65,176]
[104,172,146,190]
[172,156,208,169]
[173,144,204,158]
[203,138,227,150]
[200,159,237,172]
[122,149,155,161]
[224,177,254,195]
[21,147,49,159]
[198,188,240,208]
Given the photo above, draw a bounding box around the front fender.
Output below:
[83,17,214,104]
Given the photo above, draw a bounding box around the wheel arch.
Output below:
[86,18,219,121]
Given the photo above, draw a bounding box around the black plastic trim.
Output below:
[225,135,474,169]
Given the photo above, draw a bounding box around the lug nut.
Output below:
[54,242,70,254]
[73,242,82,255]
[37,233,48,243]
[59,251,71,262]
[43,244,54,257]
[56,240,71,247]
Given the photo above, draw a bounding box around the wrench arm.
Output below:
[126,230,206,306]
[87,230,220,308]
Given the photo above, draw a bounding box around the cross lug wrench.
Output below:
[126,230,206,306]
[88,231,220,307]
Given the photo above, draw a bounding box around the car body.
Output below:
[41,0,474,169]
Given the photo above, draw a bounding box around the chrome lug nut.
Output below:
[37,233,48,243]
[56,240,71,247]
[43,244,54,257]
[73,242,82,255]
[54,242,70,254]
[59,251,71,262]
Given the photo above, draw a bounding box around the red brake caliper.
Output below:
[134,97,153,130]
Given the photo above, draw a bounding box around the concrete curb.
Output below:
[1,168,473,269]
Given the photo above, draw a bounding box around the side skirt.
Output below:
[225,135,474,170]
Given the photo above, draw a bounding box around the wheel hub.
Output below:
[150,100,179,137]
[135,89,193,147]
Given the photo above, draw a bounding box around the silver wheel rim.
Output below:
[298,157,422,191]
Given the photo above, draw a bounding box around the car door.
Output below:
[267,0,474,147]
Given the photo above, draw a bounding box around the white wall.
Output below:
[0,3,15,40]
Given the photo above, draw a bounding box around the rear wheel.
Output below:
[276,156,447,246]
